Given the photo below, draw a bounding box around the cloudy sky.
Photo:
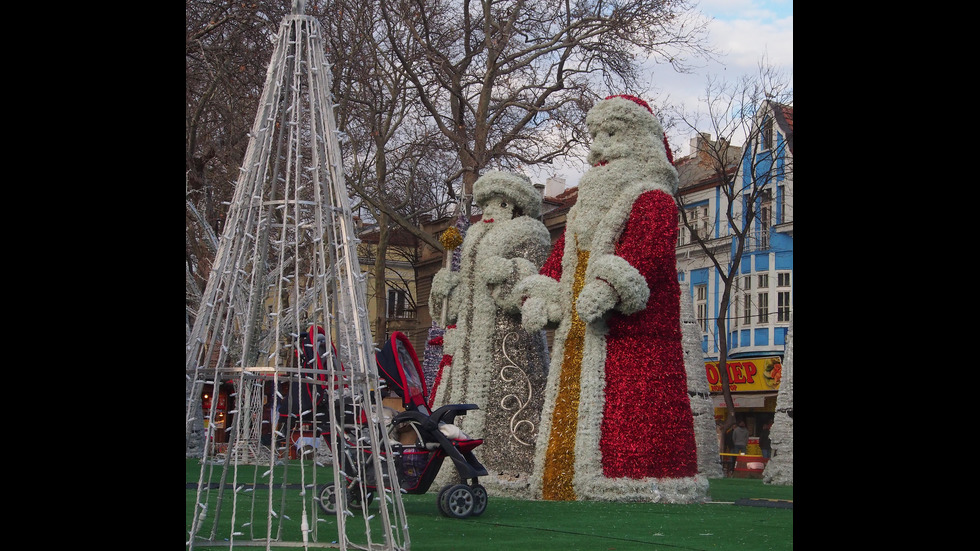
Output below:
[541,0,793,190]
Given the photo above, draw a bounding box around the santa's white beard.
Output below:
[571,164,634,247]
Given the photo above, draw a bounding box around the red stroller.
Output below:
[317,331,489,518]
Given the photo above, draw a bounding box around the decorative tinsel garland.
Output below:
[422,212,469,391]
[420,323,445,391]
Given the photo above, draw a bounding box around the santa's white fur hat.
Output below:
[589,94,675,166]
[473,170,541,219]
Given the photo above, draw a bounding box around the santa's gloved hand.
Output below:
[516,274,562,330]
[576,279,618,324]
[480,256,512,285]
[430,269,459,300]
[520,296,550,332]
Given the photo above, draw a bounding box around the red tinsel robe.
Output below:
[536,188,698,500]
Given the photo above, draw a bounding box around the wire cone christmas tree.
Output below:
[185,2,409,549]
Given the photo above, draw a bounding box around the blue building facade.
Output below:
[674,101,793,436]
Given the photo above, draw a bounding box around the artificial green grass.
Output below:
[187,458,792,550]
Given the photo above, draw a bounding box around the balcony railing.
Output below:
[387,309,417,320]
[747,228,770,251]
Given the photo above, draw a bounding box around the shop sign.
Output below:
[711,394,774,408]
[705,357,782,393]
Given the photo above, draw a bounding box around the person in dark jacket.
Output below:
[760,421,773,458]
[732,421,750,454]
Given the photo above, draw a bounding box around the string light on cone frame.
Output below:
[185,3,409,549]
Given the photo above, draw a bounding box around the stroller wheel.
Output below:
[318,482,373,515]
[469,484,488,517]
[438,484,475,519]
[348,483,374,510]
[317,484,339,514]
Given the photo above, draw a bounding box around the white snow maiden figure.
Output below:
[516,95,706,503]
[428,170,552,497]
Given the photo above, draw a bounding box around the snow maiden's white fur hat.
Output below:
[473,170,541,219]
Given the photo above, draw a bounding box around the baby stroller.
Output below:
[315,331,489,519]
[276,326,354,459]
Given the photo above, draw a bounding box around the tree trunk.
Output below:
[374,212,390,341]
[715,286,736,429]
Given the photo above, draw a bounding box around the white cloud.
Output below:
[647,2,793,157]
[697,0,793,20]
[709,17,793,69]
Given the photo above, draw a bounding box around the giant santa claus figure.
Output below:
[516,95,706,503]
[429,170,552,497]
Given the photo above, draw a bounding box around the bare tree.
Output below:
[186,0,715,334]
[185,0,445,332]
[321,0,454,339]
[379,0,714,216]
[186,1,290,330]
[672,60,793,430]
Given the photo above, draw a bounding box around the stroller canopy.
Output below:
[280,325,349,420]
[376,332,428,413]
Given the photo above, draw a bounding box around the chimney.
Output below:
[534,183,545,196]
[544,176,566,197]
[690,132,712,154]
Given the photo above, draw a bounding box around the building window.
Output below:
[777,184,786,225]
[695,284,707,333]
[387,289,408,319]
[762,116,774,151]
[777,272,791,322]
[742,276,752,326]
[732,279,740,328]
[695,205,708,240]
[758,189,772,249]
[757,291,769,324]
[680,204,709,245]
[757,273,769,324]
[777,291,790,322]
